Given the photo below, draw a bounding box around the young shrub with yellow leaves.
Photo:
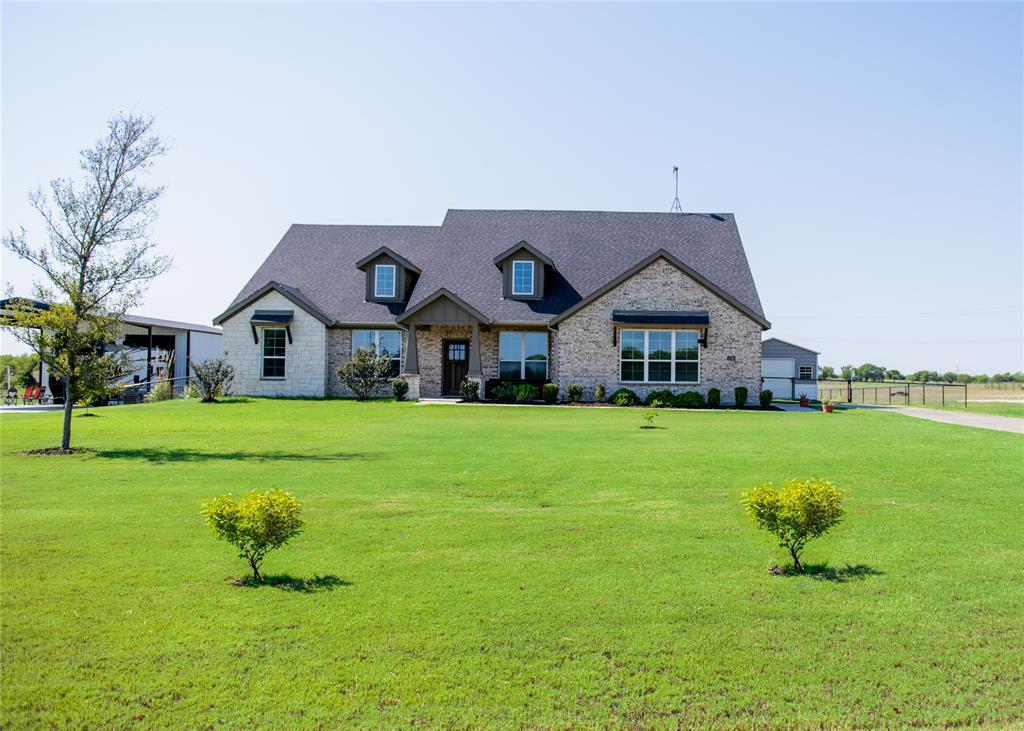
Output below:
[202,490,303,583]
[742,478,844,572]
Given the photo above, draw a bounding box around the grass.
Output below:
[944,401,1024,419]
[1,400,1022,728]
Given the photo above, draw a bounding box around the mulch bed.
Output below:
[21,447,93,456]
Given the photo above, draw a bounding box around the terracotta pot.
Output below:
[823,403,835,413]
[799,398,810,407]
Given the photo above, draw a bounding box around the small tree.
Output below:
[189,358,235,402]
[202,489,303,583]
[742,478,844,572]
[2,113,171,449]
[336,346,393,400]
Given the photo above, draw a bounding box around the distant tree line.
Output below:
[818,364,1024,384]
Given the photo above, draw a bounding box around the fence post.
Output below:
[847,378,852,404]
[942,384,945,406]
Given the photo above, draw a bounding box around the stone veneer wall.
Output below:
[325,328,409,398]
[221,290,328,397]
[553,258,763,404]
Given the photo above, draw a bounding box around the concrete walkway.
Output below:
[774,402,819,413]
[0,404,65,414]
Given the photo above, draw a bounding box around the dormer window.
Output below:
[511,261,534,296]
[375,264,396,298]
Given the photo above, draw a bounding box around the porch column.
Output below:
[405,324,419,375]
[468,321,482,376]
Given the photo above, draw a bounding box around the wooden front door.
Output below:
[443,340,469,396]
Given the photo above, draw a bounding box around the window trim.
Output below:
[374,264,397,298]
[510,260,534,296]
[261,327,287,380]
[352,329,402,377]
[498,331,548,380]
[619,329,700,384]
[799,365,814,380]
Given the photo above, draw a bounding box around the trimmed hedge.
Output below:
[644,389,676,407]
[707,388,721,408]
[594,384,607,402]
[566,383,583,402]
[674,390,706,408]
[759,389,773,408]
[542,383,559,404]
[734,386,749,408]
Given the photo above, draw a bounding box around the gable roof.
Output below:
[492,240,554,268]
[219,210,767,328]
[355,246,422,274]
[761,337,820,355]
[213,281,333,325]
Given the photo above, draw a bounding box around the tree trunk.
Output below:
[250,557,262,583]
[60,372,74,450]
[789,545,803,572]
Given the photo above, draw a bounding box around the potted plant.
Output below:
[822,399,835,413]
[799,393,810,407]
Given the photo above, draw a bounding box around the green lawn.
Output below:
[959,401,1024,419]
[2,400,1022,728]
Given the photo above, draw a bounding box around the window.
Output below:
[619,329,699,383]
[352,329,402,377]
[511,260,534,296]
[374,264,396,298]
[799,365,814,380]
[499,331,548,379]
[261,328,286,379]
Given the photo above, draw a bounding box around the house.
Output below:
[761,337,819,399]
[214,210,770,402]
[0,298,222,401]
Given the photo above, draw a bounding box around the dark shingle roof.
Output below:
[219,210,766,327]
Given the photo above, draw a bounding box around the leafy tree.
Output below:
[0,353,40,388]
[840,364,855,381]
[884,369,904,381]
[971,375,989,383]
[742,478,844,572]
[818,365,836,380]
[941,371,958,384]
[189,358,235,402]
[2,114,170,449]
[336,345,393,400]
[854,363,886,382]
[202,490,303,583]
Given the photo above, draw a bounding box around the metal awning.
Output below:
[250,310,294,324]
[612,310,710,326]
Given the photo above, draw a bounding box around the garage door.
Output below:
[762,358,794,399]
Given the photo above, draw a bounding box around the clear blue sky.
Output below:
[2,2,1021,374]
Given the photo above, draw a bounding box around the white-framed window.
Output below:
[620,329,699,383]
[799,365,814,380]
[261,328,286,379]
[374,264,396,298]
[499,331,548,379]
[353,329,402,377]
[511,260,534,296]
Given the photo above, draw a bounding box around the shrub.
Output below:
[337,346,392,400]
[706,388,721,408]
[201,489,304,583]
[645,389,676,407]
[609,388,640,406]
[460,379,480,402]
[674,390,705,408]
[759,389,773,408]
[566,383,583,402]
[594,384,607,402]
[493,382,517,403]
[742,478,844,572]
[515,384,538,403]
[542,383,559,404]
[189,358,235,403]
[392,378,409,401]
[734,386,749,408]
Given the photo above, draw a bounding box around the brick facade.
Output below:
[553,258,762,404]
[223,260,759,401]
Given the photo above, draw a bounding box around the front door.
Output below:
[443,340,469,396]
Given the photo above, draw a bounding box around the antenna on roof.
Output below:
[669,165,683,213]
